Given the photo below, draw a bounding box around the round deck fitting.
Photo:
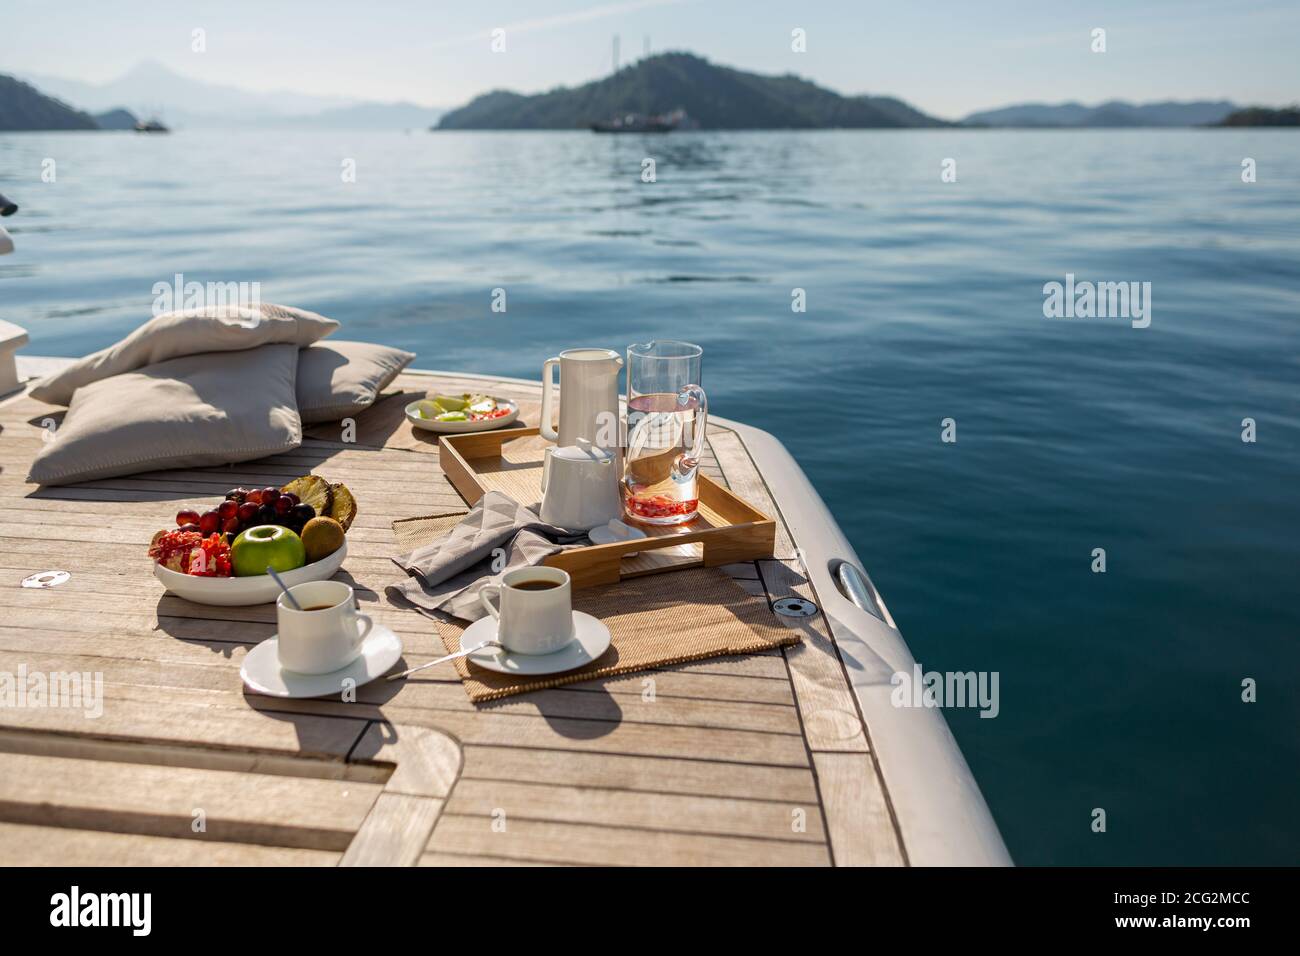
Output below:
[773,596,817,618]
[21,570,70,589]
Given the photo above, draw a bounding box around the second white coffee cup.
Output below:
[479,566,573,655]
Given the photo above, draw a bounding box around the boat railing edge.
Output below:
[724,421,1014,867]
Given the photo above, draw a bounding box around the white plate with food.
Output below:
[405,393,519,434]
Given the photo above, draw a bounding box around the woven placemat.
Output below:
[434,567,799,702]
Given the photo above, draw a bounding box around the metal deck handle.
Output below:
[834,560,887,624]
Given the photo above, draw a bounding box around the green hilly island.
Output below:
[1217,106,1300,126]
[436,52,948,130]
[0,74,98,131]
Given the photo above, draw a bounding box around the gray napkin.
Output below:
[387,490,586,622]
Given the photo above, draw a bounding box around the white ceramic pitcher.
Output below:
[539,348,623,454]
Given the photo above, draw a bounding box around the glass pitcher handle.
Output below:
[680,385,708,468]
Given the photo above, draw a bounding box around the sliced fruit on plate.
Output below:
[431,393,468,412]
[327,482,358,531]
[281,475,332,516]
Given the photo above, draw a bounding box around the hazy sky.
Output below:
[7,0,1298,118]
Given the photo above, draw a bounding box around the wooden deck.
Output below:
[0,368,905,866]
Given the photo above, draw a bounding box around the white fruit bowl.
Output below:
[152,540,348,607]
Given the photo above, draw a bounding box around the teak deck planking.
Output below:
[0,367,905,866]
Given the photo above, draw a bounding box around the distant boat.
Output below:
[591,108,687,133]
[134,118,170,133]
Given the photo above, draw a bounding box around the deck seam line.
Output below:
[454,774,817,806]
[419,848,590,866]
[437,811,829,847]
[457,741,812,770]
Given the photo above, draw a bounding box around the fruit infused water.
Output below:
[623,392,705,523]
[622,340,709,526]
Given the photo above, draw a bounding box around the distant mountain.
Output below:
[23,62,446,130]
[93,108,139,130]
[1217,106,1300,127]
[24,60,355,127]
[0,74,98,130]
[963,99,1238,128]
[255,101,443,129]
[437,52,949,130]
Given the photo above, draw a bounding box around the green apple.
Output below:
[231,525,307,577]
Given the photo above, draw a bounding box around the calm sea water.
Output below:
[2,129,1297,865]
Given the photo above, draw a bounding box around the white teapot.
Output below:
[540,438,622,532]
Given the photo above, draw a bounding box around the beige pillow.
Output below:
[27,344,302,486]
[296,340,415,424]
[29,303,339,406]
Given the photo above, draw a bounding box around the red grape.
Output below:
[283,492,300,507]
[176,509,200,527]
[261,487,280,506]
[222,516,241,534]
[178,523,200,534]
[273,495,293,515]
[199,511,221,535]
[246,489,263,505]
[292,503,316,523]
[218,499,238,520]
[237,502,258,523]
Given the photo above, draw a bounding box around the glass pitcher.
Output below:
[623,341,708,525]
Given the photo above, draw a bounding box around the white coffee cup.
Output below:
[276,580,373,675]
[478,566,573,655]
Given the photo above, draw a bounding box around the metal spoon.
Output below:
[266,566,303,610]
[386,640,503,681]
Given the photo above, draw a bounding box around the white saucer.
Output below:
[460,611,612,676]
[241,625,403,698]
[587,520,647,557]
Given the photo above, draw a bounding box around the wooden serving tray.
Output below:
[439,426,776,589]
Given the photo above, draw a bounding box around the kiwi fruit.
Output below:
[301,516,345,563]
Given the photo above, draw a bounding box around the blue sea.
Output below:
[2,129,1297,865]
